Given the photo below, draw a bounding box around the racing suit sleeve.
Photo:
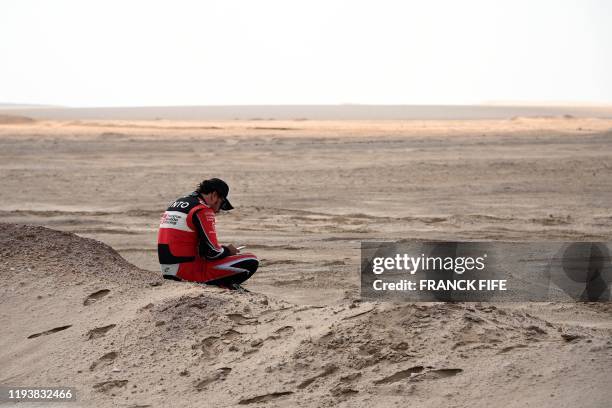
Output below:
[192,209,230,260]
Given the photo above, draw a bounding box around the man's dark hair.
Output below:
[196,178,229,198]
[196,179,213,195]
[195,178,234,211]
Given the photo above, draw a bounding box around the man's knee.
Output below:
[235,254,258,275]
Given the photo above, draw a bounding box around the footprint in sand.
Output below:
[27,325,72,339]
[374,366,424,384]
[226,313,258,325]
[340,372,362,383]
[193,334,245,358]
[524,325,547,337]
[89,351,118,371]
[84,289,110,306]
[561,333,583,342]
[87,324,116,340]
[275,325,295,335]
[93,379,128,392]
[330,385,359,397]
[416,368,463,381]
[298,364,338,389]
[266,325,295,340]
[194,367,231,391]
[222,329,243,341]
[498,344,528,354]
[191,335,220,354]
[375,367,462,384]
[238,391,293,405]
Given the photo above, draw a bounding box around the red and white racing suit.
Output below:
[157,192,258,285]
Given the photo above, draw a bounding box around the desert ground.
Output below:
[1,116,611,407]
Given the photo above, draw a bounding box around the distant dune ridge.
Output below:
[0,114,35,124]
[1,223,611,407]
[2,104,612,121]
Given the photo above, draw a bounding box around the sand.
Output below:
[1,117,611,407]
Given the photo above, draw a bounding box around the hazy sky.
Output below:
[1,0,611,107]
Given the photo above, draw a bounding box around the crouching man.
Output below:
[157,178,258,290]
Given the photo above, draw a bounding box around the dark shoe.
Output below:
[229,283,250,293]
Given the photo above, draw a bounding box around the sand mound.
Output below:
[1,224,611,407]
[0,223,158,286]
[0,114,35,124]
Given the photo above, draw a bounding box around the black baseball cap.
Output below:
[199,178,234,211]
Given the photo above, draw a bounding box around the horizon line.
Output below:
[3,102,612,110]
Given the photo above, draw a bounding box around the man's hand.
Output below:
[226,244,239,255]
